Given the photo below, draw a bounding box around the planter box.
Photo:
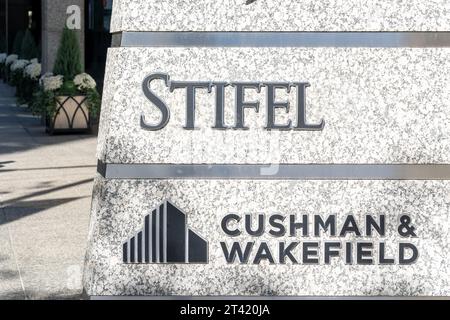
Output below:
[46,95,91,134]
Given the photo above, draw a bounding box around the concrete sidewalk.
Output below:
[0,81,97,299]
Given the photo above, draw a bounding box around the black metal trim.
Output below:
[46,96,91,135]
[96,160,107,177]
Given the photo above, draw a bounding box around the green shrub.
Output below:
[86,88,101,121]
[0,36,6,52]
[10,69,23,87]
[30,89,55,117]
[12,31,25,55]
[11,69,26,102]
[53,27,82,79]
[36,73,101,120]
[20,30,39,60]
[37,42,42,61]
[0,56,5,80]
[8,59,26,86]
[21,76,38,104]
[33,27,101,124]
[59,80,78,96]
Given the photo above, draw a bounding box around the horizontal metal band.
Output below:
[113,31,450,48]
[97,161,450,180]
[91,295,448,300]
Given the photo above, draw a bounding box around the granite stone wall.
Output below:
[84,0,450,297]
[41,0,85,73]
[111,0,450,32]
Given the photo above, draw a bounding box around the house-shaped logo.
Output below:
[122,200,208,264]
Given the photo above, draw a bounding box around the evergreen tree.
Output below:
[37,42,42,61]
[0,35,6,52]
[12,30,25,55]
[20,29,39,60]
[53,27,82,79]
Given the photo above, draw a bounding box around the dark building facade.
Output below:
[85,0,112,90]
[1,0,111,90]
[0,0,41,54]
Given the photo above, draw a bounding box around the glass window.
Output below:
[85,0,113,93]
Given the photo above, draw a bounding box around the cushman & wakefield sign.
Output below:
[123,201,419,266]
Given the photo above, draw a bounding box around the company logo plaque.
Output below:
[84,0,450,298]
[123,200,208,264]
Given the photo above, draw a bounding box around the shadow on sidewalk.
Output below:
[1,177,93,225]
[0,81,96,158]
[0,164,96,173]
[1,197,89,226]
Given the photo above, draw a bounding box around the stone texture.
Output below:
[84,177,450,296]
[98,47,450,164]
[41,0,85,73]
[111,0,450,32]
[84,0,450,298]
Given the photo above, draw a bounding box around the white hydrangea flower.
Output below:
[24,62,42,80]
[5,54,18,66]
[0,53,7,63]
[73,73,96,90]
[39,72,53,86]
[30,58,39,64]
[42,75,64,92]
[10,59,30,71]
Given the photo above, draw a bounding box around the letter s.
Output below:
[141,73,171,131]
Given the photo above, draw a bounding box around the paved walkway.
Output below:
[0,81,97,299]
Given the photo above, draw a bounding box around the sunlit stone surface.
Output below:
[97,47,450,165]
[111,0,450,32]
[84,179,450,296]
[84,0,450,297]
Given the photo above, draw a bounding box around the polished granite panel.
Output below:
[97,47,450,164]
[84,178,450,296]
[87,2,450,297]
[110,0,450,32]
